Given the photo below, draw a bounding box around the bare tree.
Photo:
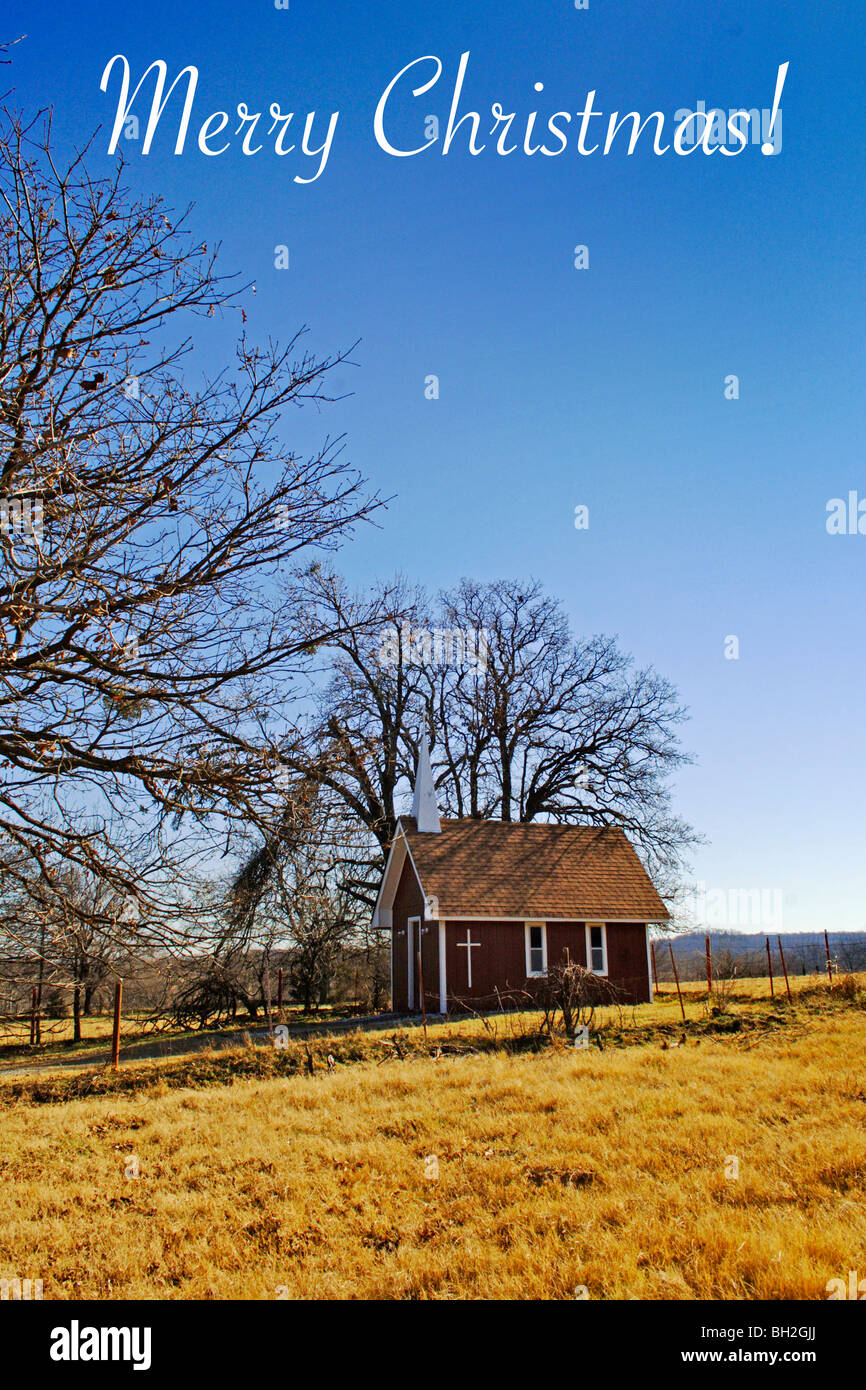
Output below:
[0,108,381,930]
[428,578,697,879]
[235,786,366,1015]
[0,855,139,1036]
[226,570,431,917]
[301,570,431,854]
[295,574,698,888]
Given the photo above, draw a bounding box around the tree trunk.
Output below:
[73,986,81,1043]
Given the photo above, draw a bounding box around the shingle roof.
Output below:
[399,818,670,920]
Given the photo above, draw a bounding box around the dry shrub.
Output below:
[532,961,621,1040]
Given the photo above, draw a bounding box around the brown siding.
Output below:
[446,921,528,1005]
[546,922,587,970]
[402,908,650,1013]
[391,855,425,1012]
[605,922,651,1004]
[443,919,650,1009]
[548,921,649,1003]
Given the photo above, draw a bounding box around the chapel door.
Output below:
[407,916,418,1011]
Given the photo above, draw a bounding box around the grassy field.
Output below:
[1,978,865,1301]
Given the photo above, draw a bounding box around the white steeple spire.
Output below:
[411,735,441,833]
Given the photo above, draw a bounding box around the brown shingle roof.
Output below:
[399,818,669,920]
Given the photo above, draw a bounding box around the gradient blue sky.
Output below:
[6,1,865,930]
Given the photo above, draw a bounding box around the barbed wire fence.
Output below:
[651,932,866,989]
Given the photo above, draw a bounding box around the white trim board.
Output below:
[416,915,660,924]
[372,825,428,928]
[438,921,447,1014]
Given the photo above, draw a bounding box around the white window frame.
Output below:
[585,921,608,976]
[524,921,548,978]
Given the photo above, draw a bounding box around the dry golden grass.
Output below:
[1,982,865,1301]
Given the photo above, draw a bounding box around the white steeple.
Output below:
[411,735,441,833]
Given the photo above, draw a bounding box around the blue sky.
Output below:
[6,1,865,930]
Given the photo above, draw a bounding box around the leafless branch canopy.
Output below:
[0,109,382,922]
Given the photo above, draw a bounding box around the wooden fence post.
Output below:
[111,979,123,1069]
[705,934,713,997]
[650,940,659,994]
[777,936,792,1002]
[667,942,686,1022]
[824,929,834,988]
[765,937,775,997]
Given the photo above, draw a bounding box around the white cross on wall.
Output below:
[456,928,481,987]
